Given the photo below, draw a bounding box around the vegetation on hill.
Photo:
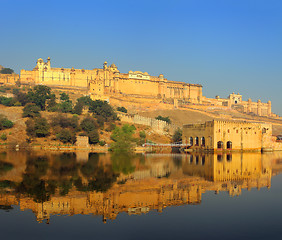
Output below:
[155,115,171,124]
[172,128,182,143]
[0,115,14,130]
[110,124,136,153]
[117,106,127,113]
[0,68,14,74]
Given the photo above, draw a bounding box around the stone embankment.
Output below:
[117,112,179,135]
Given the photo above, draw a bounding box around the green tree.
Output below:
[88,129,99,144]
[56,129,76,143]
[0,68,14,74]
[34,117,50,137]
[27,85,52,110]
[73,101,84,115]
[172,128,182,143]
[80,116,97,133]
[25,119,35,137]
[59,101,73,113]
[46,93,57,111]
[22,103,41,118]
[15,91,30,106]
[110,124,136,153]
[60,93,70,102]
[89,100,117,122]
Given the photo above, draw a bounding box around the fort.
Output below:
[19,57,273,117]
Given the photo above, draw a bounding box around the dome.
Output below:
[111,63,117,68]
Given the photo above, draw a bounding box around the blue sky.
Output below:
[0,0,281,115]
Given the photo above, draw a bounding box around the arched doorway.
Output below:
[201,137,205,146]
[227,141,232,150]
[217,141,223,149]
[195,137,199,146]
[189,137,193,146]
[201,156,205,165]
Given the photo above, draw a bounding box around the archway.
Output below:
[189,137,193,146]
[227,141,232,150]
[217,141,223,149]
[201,137,205,146]
[195,137,199,146]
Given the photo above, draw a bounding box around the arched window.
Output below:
[201,137,205,146]
[227,154,232,161]
[227,141,232,150]
[217,141,223,149]
[189,137,193,146]
[201,156,205,165]
[195,137,199,146]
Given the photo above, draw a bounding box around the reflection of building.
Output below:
[182,120,280,152]
[0,151,278,224]
[20,58,203,103]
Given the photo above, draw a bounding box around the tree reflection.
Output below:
[111,153,136,175]
[75,153,118,192]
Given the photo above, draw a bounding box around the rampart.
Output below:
[117,112,178,134]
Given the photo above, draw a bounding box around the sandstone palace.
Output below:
[18,57,273,117]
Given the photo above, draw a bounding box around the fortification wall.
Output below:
[117,113,178,134]
[0,73,19,85]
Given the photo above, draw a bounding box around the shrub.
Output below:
[117,106,127,113]
[0,68,14,74]
[89,100,117,122]
[156,115,171,124]
[172,128,182,143]
[0,97,17,106]
[27,85,52,110]
[99,140,106,146]
[88,129,99,144]
[56,129,76,143]
[22,103,41,118]
[0,133,7,141]
[139,131,146,139]
[51,114,78,130]
[0,115,14,130]
[25,119,35,137]
[73,101,84,115]
[80,117,97,133]
[105,123,116,132]
[29,117,50,138]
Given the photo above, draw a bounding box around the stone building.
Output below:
[0,73,19,85]
[202,92,272,117]
[20,57,203,103]
[182,120,276,152]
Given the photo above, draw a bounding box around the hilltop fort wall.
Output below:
[20,58,203,104]
[19,57,274,117]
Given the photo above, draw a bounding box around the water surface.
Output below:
[0,151,282,239]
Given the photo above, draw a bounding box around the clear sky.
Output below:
[1,0,281,115]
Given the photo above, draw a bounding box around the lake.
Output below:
[0,150,282,240]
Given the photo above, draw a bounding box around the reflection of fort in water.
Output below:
[0,151,281,223]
